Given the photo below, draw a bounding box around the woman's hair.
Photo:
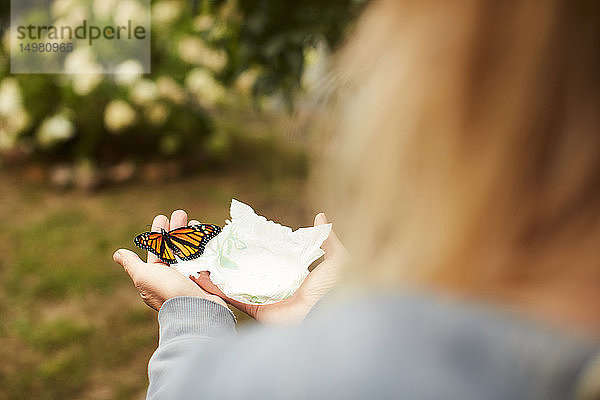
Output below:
[324,0,600,301]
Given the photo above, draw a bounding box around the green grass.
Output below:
[0,169,310,400]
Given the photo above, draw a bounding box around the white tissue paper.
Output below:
[174,199,332,305]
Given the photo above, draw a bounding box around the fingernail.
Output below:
[317,213,328,223]
[113,250,122,262]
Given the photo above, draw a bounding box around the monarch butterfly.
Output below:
[134,224,221,264]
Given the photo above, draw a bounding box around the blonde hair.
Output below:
[324,1,600,301]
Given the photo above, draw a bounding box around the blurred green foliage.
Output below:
[205,0,364,97]
[0,0,364,166]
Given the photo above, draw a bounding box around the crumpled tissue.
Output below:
[174,199,332,305]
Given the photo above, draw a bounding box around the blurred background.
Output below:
[0,0,364,398]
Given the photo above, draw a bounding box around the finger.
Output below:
[191,272,259,316]
[170,209,188,230]
[114,249,145,282]
[189,219,201,226]
[314,212,345,260]
[323,230,346,260]
[314,212,327,226]
[191,271,224,295]
[148,214,169,264]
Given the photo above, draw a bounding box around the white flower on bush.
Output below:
[178,36,228,72]
[193,15,214,32]
[177,36,204,64]
[64,48,104,94]
[5,111,31,137]
[73,74,104,96]
[152,0,183,28]
[0,78,23,115]
[65,47,103,73]
[53,3,89,28]
[52,18,78,44]
[36,112,76,147]
[207,21,228,42]
[0,114,30,151]
[185,68,226,106]
[115,0,148,27]
[114,60,144,87]
[130,79,158,106]
[51,0,78,18]
[235,67,260,95]
[145,103,169,126]
[157,76,186,105]
[0,78,31,137]
[93,0,119,20]
[104,100,137,133]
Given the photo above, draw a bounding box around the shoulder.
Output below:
[181,292,600,400]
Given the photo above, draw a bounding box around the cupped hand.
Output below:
[113,210,228,311]
[191,213,347,324]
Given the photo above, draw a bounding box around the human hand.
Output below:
[191,213,347,324]
[113,210,228,311]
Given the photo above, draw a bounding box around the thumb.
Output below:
[113,249,144,281]
[313,212,346,259]
[314,212,328,226]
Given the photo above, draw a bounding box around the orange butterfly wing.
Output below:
[134,231,176,264]
[167,224,221,261]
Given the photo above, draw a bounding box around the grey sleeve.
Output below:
[143,293,597,400]
[146,296,236,400]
